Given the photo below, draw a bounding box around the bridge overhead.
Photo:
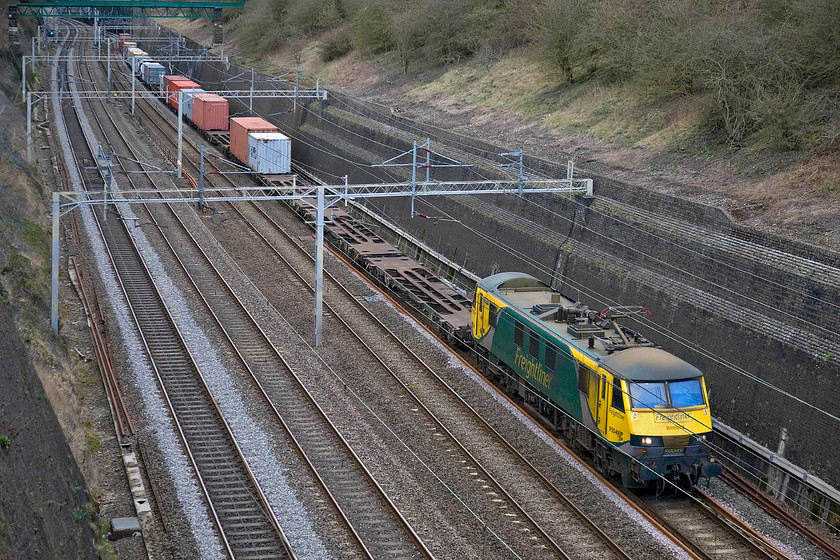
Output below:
[11,1,244,19]
[11,1,244,44]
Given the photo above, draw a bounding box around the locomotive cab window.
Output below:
[669,379,705,408]
[545,344,557,373]
[489,303,499,327]
[577,364,591,393]
[514,320,524,347]
[611,379,625,412]
[629,382,667,409]
[528,331,540,359]
[628,379,706,409]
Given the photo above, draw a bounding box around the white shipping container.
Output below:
[124,46,142,61]
[247,132,291,174]
[181,88,205,122]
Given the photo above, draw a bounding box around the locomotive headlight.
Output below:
[701,434,707,440]
[642,437,653,445]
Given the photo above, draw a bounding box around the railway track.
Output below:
[94,41,641,557]
[56,21,838,560]
[187,180,636,556]
[627,491,784,560]
[58,23,294,559]
[74,28,432,559]
[718,468,840,560]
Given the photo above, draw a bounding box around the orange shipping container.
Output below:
[191,94,229,131]
[161,75,187,95]
[229,117,277,166]
[168,79,201,109]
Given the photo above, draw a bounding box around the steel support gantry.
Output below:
[51,176,594,343]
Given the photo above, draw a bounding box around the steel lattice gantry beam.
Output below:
[12,1,244,18]
[51,176,593,340]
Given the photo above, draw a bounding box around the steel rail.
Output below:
[694,488,790,559]
[107,48,630,559]
[719,468,840,560]
[137,182,430,559]
[178,146,616,556]
[246,192,633,560]
[97,23,828,560]
[624,490,784,560]
[62,22,294,559]
[101,29,798,560]
[56,21,239,558]
[70,255,134,438]
[106,64,570,557]
[85,36,431,559]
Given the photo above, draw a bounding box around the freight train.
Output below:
[123,36,721,489]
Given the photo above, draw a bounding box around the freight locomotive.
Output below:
[472,272,722,487]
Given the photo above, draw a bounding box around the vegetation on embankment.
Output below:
[223,0,839,156]
[161,0,840,246]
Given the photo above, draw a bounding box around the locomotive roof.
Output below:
[480,272,703,381]
[599,347,702,381]
[478,272,544,292]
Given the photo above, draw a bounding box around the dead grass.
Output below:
[154,18,215,46]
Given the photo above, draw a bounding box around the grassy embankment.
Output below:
[166,0,840,243]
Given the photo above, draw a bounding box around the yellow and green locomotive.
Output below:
[472,272,721,487]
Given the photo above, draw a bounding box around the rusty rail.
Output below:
[70,255,134,438]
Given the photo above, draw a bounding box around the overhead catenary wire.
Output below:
[164,43,840,438]
[414,196,840,427]
[238,72,840,431]
[321,88,840,319]
[131,30,840,530]
[281,99,840,428]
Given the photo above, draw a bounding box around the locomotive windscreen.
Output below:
[629,379,705,409]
